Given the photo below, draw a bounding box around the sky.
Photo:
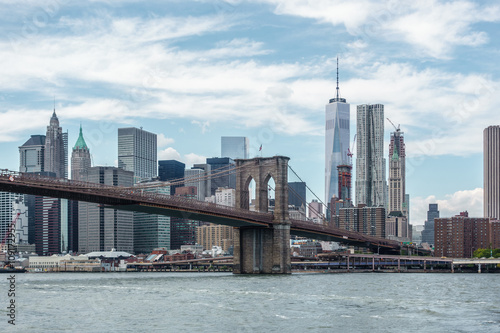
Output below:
[1,0,499,225]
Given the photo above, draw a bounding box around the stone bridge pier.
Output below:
[233,156,291,274]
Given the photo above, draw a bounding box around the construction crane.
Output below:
[347,134,356,164]
[1,212,21,249]
[386,118,400,132]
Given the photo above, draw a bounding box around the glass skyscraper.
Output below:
[221,136,249,159]
[325,75,350,203]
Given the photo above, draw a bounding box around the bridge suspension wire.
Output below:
[266,182,324,221]
[287,164,330,218]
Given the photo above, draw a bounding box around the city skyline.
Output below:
[1,1,498,224]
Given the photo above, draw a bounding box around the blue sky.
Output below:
[1,0,499,224]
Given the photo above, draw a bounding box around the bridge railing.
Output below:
[290,218,400,248]
[0,170,274,223]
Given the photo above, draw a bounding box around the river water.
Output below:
[2,272,499,332]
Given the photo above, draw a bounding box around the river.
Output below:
[2,272,499,332]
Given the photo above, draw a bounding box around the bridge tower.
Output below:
[233,156,291,274]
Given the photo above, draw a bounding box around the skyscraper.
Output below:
[221,136,249,159]
[355,104,387,207]
[78,167,134,253]
[325,59,350,203]
[19,135,46,173]
[69,125,91,253]
[158,160,185,195]
[484,125,500,219]
[71,125,91,181]
[44,110,67,179]
[288,182,306,208]
[118,127,157,183]
[422,203,439,246]
[388,128,406,214]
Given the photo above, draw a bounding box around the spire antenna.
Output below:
[336,56,340,100]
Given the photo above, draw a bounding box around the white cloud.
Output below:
[254,0,500,58]
[158,147,206,168]
[157,134,175,148]
[158,147,181,161]
[411,188,483,225]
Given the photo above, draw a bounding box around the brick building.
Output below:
[434,214,494,258]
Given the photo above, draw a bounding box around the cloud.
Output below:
[157,133,175,148]
[158,147,181,161]
[254,0,500,58]
[411,188,483,225]
[158,147,206,168]
[191,120,210,134]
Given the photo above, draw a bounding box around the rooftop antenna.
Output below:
[336,56,340,100]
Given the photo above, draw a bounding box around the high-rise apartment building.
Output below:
[338,205,386,239]
[484,125,500,219]
[355,104,387,207]
[337,164,352,203]
[78,167,134,253]
[0,193,28,249]
[434,215,491,258]
[325,59,350,203]
[118,127,157,183]
[308,199,323,220]
[422,203,439,246]
[221,136,249,159]
[388,129,406,214]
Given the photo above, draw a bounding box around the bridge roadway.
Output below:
[0,170,400,253]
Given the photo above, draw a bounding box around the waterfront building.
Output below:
[170,186,206,249]
[133,180,171,254]
[184,167,209,202]
[78,167,134,253]
[118,127,157,183]
[484,125,500,219]
[434,214,492,258]
[221,136,249,159]
[325,59,350,203]
[0,192,28,248]
[422,203,439,246]
[206,157,235,195]
[355,104,387,208]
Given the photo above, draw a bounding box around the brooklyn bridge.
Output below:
[0,156,402,274]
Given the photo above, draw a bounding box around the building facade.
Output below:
[19,135,45,173]
[78,167,134,253]
[221,136,249,159]
[355,104,387,208]
[118,127,157,183]
[288,182,306,208]
[484,125,500,219]
[158,160,185,195]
